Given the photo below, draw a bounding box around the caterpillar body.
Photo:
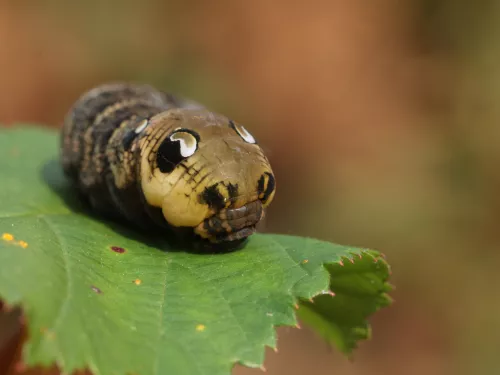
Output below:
[60,83,276,249]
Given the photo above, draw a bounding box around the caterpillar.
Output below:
[60,82,276,250]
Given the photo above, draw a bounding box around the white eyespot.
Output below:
[231,122,256,144]
[134,119,149,134]
[170,131,198,157]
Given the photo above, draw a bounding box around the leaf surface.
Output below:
[0,127,392,375]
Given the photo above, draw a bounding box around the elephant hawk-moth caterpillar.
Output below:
[60,82,276,250]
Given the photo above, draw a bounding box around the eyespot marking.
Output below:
[170,131,198,157]
[134,119,149,134]
[230,120,256,144]
[157,129,200,173]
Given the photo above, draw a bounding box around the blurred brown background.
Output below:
[1,1,499,374]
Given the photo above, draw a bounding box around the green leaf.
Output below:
[297,252,393,355]
[0,126,392,375]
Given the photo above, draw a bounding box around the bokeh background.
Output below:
[1,1,499,374]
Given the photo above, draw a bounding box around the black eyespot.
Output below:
[157,129,200,173]
[157,138,183,173]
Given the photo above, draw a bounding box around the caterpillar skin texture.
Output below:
[60,83,276,249]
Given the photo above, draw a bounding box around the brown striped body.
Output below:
[60,82,276,250]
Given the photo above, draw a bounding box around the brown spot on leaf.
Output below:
[111,246,126,254]
[91,286,102,294]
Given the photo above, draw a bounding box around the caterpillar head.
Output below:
[138,108,276,246]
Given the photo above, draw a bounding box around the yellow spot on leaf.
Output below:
[40,327,55,339]
[134,279,142,285]
[2,233,29,248]
[196,324,206,332]
[301,259,309,264]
